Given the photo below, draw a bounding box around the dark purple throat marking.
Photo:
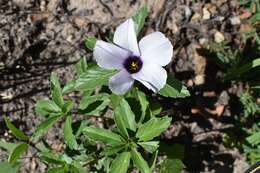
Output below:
[123,55,143,74]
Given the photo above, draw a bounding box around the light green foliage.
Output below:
[246,132,260,146]
[133,6,149,36]
[35,100,62,116]
[85,37,97,50]
[110,152,131,173]
[79,93,110,116]
[131,148,151,173]
[138,141,159,153]
[75,57,88,77]
[50,73,64,108]
[160,159,185,173]
[32,115,61,142]
[83,127,124,146]
[8,143,28,164]
[75,66,117,91]
[0,162,20,173]
[0,141,28,165]
[136,117,172,141]
[4,116,29,141]
[240,91,260,117]
[0,140,19,153]
[114,98,137,132]
[159,75,190,98]
[64,116,78,150]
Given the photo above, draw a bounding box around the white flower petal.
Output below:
[139,32,173,66]
[109,70,134,95]
[132,64,167,92]
[137,78,157,92]
[113,19,140,56]
[94,40,130,69]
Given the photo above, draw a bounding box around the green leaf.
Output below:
[83,127,124,146]
[100,146,125,156]
[225,58,260,80]
[40,152,64,165]
[75,57,88,76]
[114,109,129,139]
[110,152,131,173]
[246,132,260,146]
[136,117,172,141]
[150,102,162,116]
[159,143,185,160]
[132,6,149,36]
[4,116,29,141]
[35,141,51,153]
[110,94,123,109]
[249,13,260,24]
[75,66,117,91]
[35,100,62,116]
[85,37,97,50]
[32,115,61,142]
[160,159,185,173]
[70,161,88,173]
[8,143,28,164]
[159,76,190,98]
[0,140,18,153]
[50,73,64,108]
[79,93,110,116]
[44,167,65,173]
[64,116,78,150]
[62,100,74,114]
[138,141,159,153]
[116,98,136,131]
[0,162,20,173]
[62,80,76,94]
[131,148,150,173]
[132,88,149,123]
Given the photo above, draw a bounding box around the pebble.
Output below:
[214,31,225,43]
[230,16,241,25]
[194,75,205,85]
[202,7,211,20]
[199,38,208,45]
[185,6,192,19]
[191,13,201,21]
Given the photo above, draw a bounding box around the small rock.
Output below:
[191,13,201,22]
[185,6,192,19]
[194,75,205,85]
[171,22,179,34]
[199,38,208,45]
[40,0,46,11]
[0,62,4,69]
[230,16,241,25]
[72,17,89,28]
[202,7,211,20]
[0,90,14,100]
[214,31,225,43]
[215,16,225,22]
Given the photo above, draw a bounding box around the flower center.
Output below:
[123,55,143,74]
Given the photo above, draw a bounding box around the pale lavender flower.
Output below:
[93,19,173,95]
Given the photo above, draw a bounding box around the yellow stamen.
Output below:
[130,61,139,71]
